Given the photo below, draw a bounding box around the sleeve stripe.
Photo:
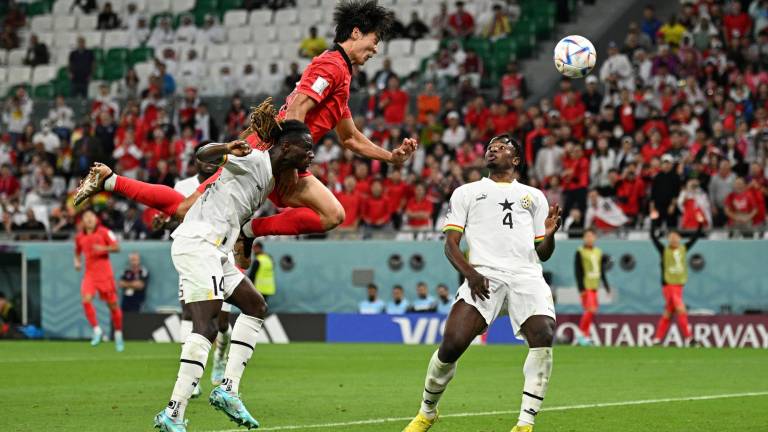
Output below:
[534,235,545,243]
[443,224,464,233]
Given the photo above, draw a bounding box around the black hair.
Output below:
[367,283,378,290]
[241,98,311,146]
[254,241,263,249]
[274,119,312,146]
[333,0,395,43]
[393,285,403,291]
[583,227,596,235]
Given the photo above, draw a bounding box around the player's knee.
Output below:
[217,314,230,333]
[438,337,467,363]
[81,296,93,303]
[321,204,345,229]
[528,321,555,347]
[192,320,218,342]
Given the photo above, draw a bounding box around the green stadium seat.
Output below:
[93,48,105,63]
[33,83,55,98]
[129,47,154,65]
[57,66,69,81]
[196,0,219,10]
[105,62,127,81]
[54,79,71,97]
[93,64,106,80]
[463,37,491,56]
[193,7,220,26]
[107,48,129,63]
[218,0,242,13]
[26,1,51,16]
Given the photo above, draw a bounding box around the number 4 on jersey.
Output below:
[502,212,513,229]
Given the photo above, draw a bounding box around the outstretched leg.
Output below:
[515,315,556,429]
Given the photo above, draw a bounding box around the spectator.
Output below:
[585,189,629,230]
[32,121,61,155]
[657,14,687,47]
[373,58,396,91]
[441,111,467,150]
[126,15,150,48]
[97,2,120,30]
[724,177,758,233]
[0,164,20,200]
[335,175,363,231]
[600,41,634,91]
[16,208,47,241]
[224,96,247,140]
[404,182,433,230]
[562,144,590,216]
[0,26,20,50]
[23,34,49,67]
[640,5,662,44]
[678,177,712,230]
[3,94,33,145]
[195,103,218,142]
[3,1,26,31]
[198,14,226,44]
[404,11,430,40]
[315,136,341,164]
[119,252,149,312]
[239,63,261,95]
[385,285,410,314]
[283,62,302,92]
[410,282,437,312]
[482,4,511,41]
[112,128,143,179]
[248,242,276,302]
[260,62,284,95]
[416,82,441,124]
[68,37,95,98]
[47,96,75,141]
[709,159,736,227]
[362,179,391,231]
[123,3,142,31]
[723,1,752,43]
[379,76,409,126]
[650,155,683,228]
[359,283,385,314]
[500,61,528,104]
[436,284,452,314]
[448,1,475,37]
[299,26,327,59]
[173,14,197,44]
[431,2,451,38]
[148,17,175,48]
[92,84,120,121]
[71,0,97,14]
[590,137,616,190]
[615,164,644,226]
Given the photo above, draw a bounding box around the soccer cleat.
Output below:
[115,331,125,352]
[511,425,533,432]
[153,410,187,432]
[191,382,202,399]
[401,410,438,432]
[209,386,260,429]
[74,162,112,206]
[90,327,103,347]
[211,356,226,385]
[576,334,593,346]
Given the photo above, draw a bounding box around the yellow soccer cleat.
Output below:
[511,425,533,432]
[402,410,438,432]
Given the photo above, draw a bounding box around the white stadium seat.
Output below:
[391,57,419,77]
[320,0,337,8]
[35,32,55,47]
[31,16,54,33]
[53,15,76,31]
[321,7,335,25]
[52,49,70,67]
[130,0,148,12]
[249,9,273,26]
[224,10,248,27]
[254,44,281,60]
[0,67,6,82]
[230,44,255,60]
[77,14,98,31]
[179,43,207,60]
[260,60,283,77]
[274,9,298,25]
[298,8,323,26]
[207,61,234,79]
[32,65,57,85]
[362,55,383,75]
[81,31,104,48]
[146,0,171,15]
[413,38,440,58]
[53,32,77,49]
[277,27,302,42]
[227,27,251,44]
[387,38,413,57]
[297,0,319,8]
[103,31,130,49]
[205,44,231,62]
[133,61,153,83]
[109,0,128,13]
[52,0,74,16]
[7,49,26,66]
[252,26,277,43]
[171,0,195,14]
[7,66,32,86]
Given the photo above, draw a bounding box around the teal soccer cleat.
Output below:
[209,386,260,429]
[115,331,125,352]
[153,410,187,432]
[90,327,103,347]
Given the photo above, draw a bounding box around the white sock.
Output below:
[214,325,232,361]
[419,350,457,418]
[179,320,193,344]
[114,330,123,339]
[517,347,553,426]
[220,314,263,394]
[93,325,102,334]
[165,333,211,421]
[103,173,117,191]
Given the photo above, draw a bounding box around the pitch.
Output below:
[3,342,767,431]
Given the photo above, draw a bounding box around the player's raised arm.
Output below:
[284,93,316,123]
[196,140,252,166]
[535,204,562,262]
[335,117,418,164]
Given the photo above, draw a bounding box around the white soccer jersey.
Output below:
[443,178,548,276]
[172,150,275,254]
[173,175,201,197]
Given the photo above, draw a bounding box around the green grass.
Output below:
[2,342,768,431]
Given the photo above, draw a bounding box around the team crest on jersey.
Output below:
[520,194,533,209]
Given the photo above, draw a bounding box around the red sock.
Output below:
[655,316,671,341]
[195,169,222,194]
[676,312,691,339]
[113,176,185,216]
[578,311,594,336]
[110,307,123,331]
[249,207,325,236]
[82,302,98,327]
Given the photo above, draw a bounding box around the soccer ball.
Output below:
[553,35,596,78]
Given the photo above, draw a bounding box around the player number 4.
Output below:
[502,212,514,229]
[211,276,224,296]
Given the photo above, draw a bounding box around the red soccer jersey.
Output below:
[362,196,392,225]
[383,180,411,213]
[405,198,433,228]
[335,190,363,227]
[75,226,117,280]
[380,89,409,124]
[725,191,757,225]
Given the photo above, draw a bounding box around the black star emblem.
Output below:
[499,199,515,212]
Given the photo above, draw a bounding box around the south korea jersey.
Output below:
[443,178,548,276]
[172,150,275,254]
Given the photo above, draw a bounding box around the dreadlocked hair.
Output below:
[239,97,282,143]
[333,0,395,43]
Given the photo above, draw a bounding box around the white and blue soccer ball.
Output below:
[553,35,596,79]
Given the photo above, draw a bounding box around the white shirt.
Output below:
[48,105,75,129]
[441,125,467,150]
[314,144,341,164]
[174,175,201,197]
[599,53,634,90]
[175,24,198,44]
[172,150,274,254]
[443,178,548,276]
[198,25,226,44]
[148,27,175,48]
[32,130,61,153]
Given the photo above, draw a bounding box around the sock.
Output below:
[82,301,98,327]
[245,207,325,237]
[110,307,123,331]
[214,325,232,361]
[517,347,553,426]
[195,169,222,193]
[220,314,263,394]
[113,176,185,216]
[655,316,671,341]
[677,312,692,339]
[104,173,117,191]
[578,311,593,337]
[419,350,457,418]
[179,320,193,344]
[165,333,211,421]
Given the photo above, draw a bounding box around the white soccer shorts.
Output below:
[455,266,556,339]
[172,236,244,305]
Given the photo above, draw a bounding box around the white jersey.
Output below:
[174,175,201,197]
[443,178,548,276]
[172,150,274,254]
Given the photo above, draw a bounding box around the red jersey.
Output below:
[562,156,590,190]
[335,190,363,227]
[380,89,409,124]
[75,226,117,280]
[725,191,757,225]
[362,195,392,225]
[383,180,411,213]
[405,197,433,228]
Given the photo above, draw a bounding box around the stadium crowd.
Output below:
[1,0,767,241]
